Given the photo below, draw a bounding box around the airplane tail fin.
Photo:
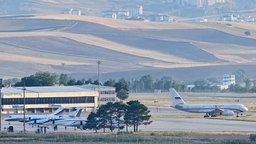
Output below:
[69,107,82,118]
[52,106,65,115]
[169,88,186,107]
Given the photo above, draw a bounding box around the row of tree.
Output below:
[6,69,256,93]
[10,72,185,92]
[86,101,151,132]
[12,72,129,100]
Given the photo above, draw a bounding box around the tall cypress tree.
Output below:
[124,100,152,132]
[85,112,100,133]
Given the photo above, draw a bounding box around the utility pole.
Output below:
[0,78,2,132]
[23,86,26,133]
[97,60,101,107]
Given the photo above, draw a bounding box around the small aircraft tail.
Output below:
[169,88,186,107]
[52,106,65,115]
[68,108,82,118]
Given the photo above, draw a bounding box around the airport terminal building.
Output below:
[1,84,116,114]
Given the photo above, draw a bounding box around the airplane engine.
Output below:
[221,110,234,116]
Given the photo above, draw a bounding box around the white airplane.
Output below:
[169,88,248,118]
[26,107,83,125]
[5,106,65,123]
[47,115,125,131]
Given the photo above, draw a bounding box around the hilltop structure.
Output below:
[221,74,236,89]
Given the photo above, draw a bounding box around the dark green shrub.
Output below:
[244,31,251,36]
[249,134,256,141]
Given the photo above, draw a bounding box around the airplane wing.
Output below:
[26,116,64,125]
[63,118,87,126]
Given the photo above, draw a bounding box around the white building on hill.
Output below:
[223,74,235,85]
[221,74,235,89]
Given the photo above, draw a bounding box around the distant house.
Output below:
[219,15,232,21]
[70,9,81,16]
[102,5,143,20]
[220,74,235,90]
[102,10,117,19]
[219,14,241,22]
[63,8,82,16]
[102,10,129,19]
[244,16,255,22]
[146,14,173,22]
[187,85,195,91]
[223,74,235,85]
[125,5,143,19]
[208,0,226,6]
[181,0,226,7]
[117,10,129,19]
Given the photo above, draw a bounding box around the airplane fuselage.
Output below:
[5,114,58,122]
[175,103,247,114]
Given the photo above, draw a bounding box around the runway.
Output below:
[140,118,256,132]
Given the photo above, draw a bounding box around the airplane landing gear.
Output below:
[53,125,58,131]
[204,113,209,118]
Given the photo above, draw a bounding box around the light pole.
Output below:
[97,60,101,107]
[0,78,2,132]
[22,87,26,133]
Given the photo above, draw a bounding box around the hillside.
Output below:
[0,14,256,81]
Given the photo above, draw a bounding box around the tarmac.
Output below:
[1,106,256,133]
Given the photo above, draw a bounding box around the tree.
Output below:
[233,69,248,83]
[85,112,100,133]
[59,73,69,86]
[113,102,127,132]
[114,78,129,92]
[163,78,176,91]
[117,89,129,101]
[15,72,57,86]
[34,72,57,86]
[154,79,164,90]
[104,79,116,87]
[245,78,252,92]
[140,75,154,92]
[228,84,245,92]
[93,80,99,85]
[192,80,210,92]
[114,78,129,100]
[67,79,77,86]
[96,103,112,132]
[76,80,84,85]
[104,102,117,132]
[124,100,152,132]
[88,102,127,133]
[3,78,20,86]
[244,31,251,36]
[84,78,93,84]
[98,102,126,132]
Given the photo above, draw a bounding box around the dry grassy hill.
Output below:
[0,14,256,81]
